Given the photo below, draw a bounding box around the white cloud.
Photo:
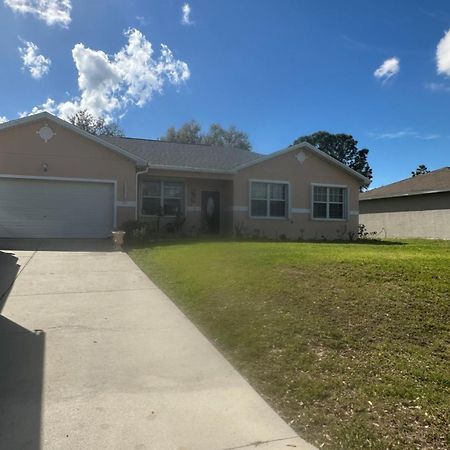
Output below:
[0,116,8,123]
[136,15,148,26]
[436,29,450,76]
[369,130,440,140]
[425,81,450,92]
[374,57,400,82]
[181,3,193,25]
[20,28,190,120]
[18,40,51,79]
[4,0,72,27]
[19,97,58,117]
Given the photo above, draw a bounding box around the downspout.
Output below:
[135,164,150,220]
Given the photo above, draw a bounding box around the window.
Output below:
[250,181,288,218]
[312,185,347,220]
[141,180,184,216]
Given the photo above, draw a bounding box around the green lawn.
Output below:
[129,239,450,450]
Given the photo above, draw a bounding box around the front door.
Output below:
[201,191,220,234]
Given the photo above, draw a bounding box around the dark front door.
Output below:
[201,191,220,233]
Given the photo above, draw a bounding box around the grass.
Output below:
[129,239,450,449]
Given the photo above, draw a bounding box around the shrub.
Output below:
[120,221,154,244]
[358,224,377,239]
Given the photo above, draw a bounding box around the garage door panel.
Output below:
[0,178,114,238]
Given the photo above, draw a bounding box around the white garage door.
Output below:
[0,177,114,238]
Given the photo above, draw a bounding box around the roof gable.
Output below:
[234,142,371,185]
[101,137,370,183]
[0,112,147,166]
[360,167,450,201]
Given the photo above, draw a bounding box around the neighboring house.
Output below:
[360,167,450,239]
[0,112,369,239]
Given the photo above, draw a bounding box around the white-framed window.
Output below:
[141,180,184,216]
[250,181,288,218]
[312,185,347,220]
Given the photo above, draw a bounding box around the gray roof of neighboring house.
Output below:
[100,136,263,172]
[360,167,450,201]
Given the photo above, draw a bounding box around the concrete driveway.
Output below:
[0,240,315,450]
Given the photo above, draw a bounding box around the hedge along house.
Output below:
[0,112,369,240]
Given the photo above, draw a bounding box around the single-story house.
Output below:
[359,167,450,239]
[0,112,369,240]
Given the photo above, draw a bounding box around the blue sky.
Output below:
[1,0,450,187]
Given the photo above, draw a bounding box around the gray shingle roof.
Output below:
[100,136,263,172]
[360,167,450,200]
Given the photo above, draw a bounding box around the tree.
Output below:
[411,164,430,177]
[162,120,202,145]
[292,131,372,182]
[161,121,252,151]
[68,110,124,136]
[202,123,252,150]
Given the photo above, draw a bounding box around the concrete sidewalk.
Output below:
[0,240,315,450]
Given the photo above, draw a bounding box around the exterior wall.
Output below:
[0,119,137,227]
[135,150,362,240]
[222,180,234,234]
[0,118,364,239]
[360,192,450,239]
[138,169,233,235]
[232,148,361,240]
[117,207,135,227]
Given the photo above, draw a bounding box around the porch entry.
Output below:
[201,191,220,233]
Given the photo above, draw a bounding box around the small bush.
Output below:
[120,220,141,234]
[120,221,154,244]
[358,224,377,239]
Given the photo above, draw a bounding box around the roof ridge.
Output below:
[105,135,256,152]
[360,165,450,200]
[430,166,450,172]
[368,166,450,192]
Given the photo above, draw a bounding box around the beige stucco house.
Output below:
[359,167,450,239]
[0,112,369,240]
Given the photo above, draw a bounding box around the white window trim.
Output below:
[248,179,291,220]
[116,200,137,208]
[310,183,349,221]
[140,179,185,218]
